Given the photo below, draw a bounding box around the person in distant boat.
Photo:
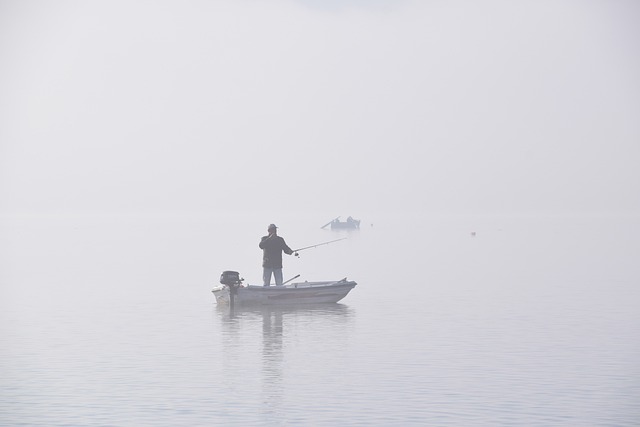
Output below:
[259,223,294,287]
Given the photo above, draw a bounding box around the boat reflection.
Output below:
[217,302,353,317]
[215,303,355,419]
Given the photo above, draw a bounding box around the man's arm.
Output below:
[281,238,294,255]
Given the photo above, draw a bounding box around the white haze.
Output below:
[0,0,639,219]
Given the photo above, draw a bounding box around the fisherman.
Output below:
[259,224,294,286]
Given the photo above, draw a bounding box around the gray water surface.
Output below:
[1,214,639,426]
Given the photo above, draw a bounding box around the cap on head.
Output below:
[268,223,277,231]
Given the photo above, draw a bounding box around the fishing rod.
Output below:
[293,237,347,256]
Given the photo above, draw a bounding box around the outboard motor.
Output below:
[220,271,243,308]
[220,270,242,286]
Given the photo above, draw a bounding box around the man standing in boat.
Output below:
[259,223,294,287]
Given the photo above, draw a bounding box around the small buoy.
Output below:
[471,232,476,237]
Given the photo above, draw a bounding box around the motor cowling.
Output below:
[220,270,242,286]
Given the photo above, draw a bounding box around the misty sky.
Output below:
[1,0,639,217]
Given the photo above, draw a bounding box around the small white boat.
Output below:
[212,277,357,306]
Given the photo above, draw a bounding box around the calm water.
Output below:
[1,213,639,426]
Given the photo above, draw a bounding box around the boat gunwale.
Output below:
[245,280,356,291]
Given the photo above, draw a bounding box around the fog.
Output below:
[2,4,640,424]
[1,0,639,219]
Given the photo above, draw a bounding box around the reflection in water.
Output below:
[215,304,355,422]
[261,308,284,418]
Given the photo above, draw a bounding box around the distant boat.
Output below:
[321,216,361,230]
[212,278,357,306]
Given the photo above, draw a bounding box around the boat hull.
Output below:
[330,221,360,229]
[212,280,357,306]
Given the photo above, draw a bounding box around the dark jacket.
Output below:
[259,235,293,268]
